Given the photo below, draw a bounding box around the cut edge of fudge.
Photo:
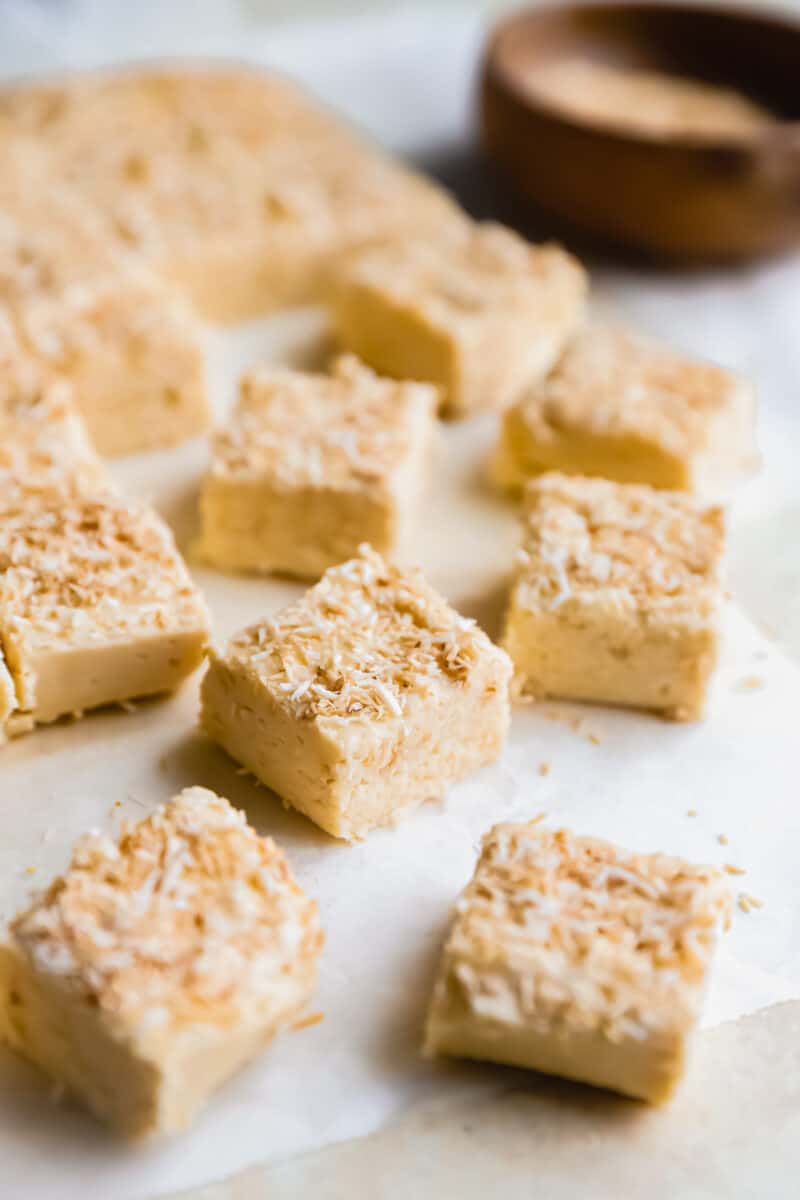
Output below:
[424,821,732,1103]
[0,786,323,1138]
[0,486,211,733]
[492,322,759,497]
[196,355,438,579]
[502,473,726,721]
[200,544,512,839]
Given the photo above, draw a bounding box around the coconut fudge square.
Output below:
[502,473,725,720]
[424,822,731,1103]
[0,787,323,1138]
[0,488,210,736]
[333,222,587,417]
[198,356,437,579]
[201,546,512,840]
[0,361,106,496]
[492,323,758,495]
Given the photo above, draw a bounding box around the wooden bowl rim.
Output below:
[483,0,800,154]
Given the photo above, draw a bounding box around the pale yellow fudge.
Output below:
[502,473,725,720]
[0,787,323,1138]
[425,822,731,1103]
[492,323,758,495]
[333,221,587,417]
[0,144,209,456]
[198,356,437,579]
[201,546,512,840]
[0,361,107,495]
[0,487,210,736]
[0,650,16,737]
[0,69,462,324]
[524,58,772,142]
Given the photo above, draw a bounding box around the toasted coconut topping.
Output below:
[341,221,586,327]
[0,359,105,494]
[524,58,771,141]
[513,323,747,459]
[514,473,725,618]
[0,488,209,641]
[11,788,322,1037]
[225,545,508,721]
[211,356,436,490]
[445,823,730,1040]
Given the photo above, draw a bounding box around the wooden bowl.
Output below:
[480,2,800,262]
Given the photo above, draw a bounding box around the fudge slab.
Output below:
[492,323,758,495]
[198,355,437,579]
[502,473,725,720]
[201,546,512,840]
[0,787,323,1138]
[0,487,210,735]
[424,822,731,1103]
[333,221,587,417]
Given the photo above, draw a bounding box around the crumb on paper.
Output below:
[738,892,763,913]
[538,762,551,777]
[735,675,764,693]
[687,809,698,818]
[717,833,729,846]
[587,732,601,746]
[724,863,746,876]
[291,1011,325,1032]
[24,866,36,876]
[529,812,547,827]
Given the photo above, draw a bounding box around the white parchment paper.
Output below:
[0,5,799,1199]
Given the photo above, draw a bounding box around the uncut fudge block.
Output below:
[0,362,107,495]
[0,143,209,456]
[0,787,323,1138]
[0,69,463,324]
[502,474,725,720]
[0,650,15,737]
[0,488,210,735]
[332,222,587,417]
[201,546,512,840]
[424,823,731,1103]
[198,356,437,579]
[492,323,758,495]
